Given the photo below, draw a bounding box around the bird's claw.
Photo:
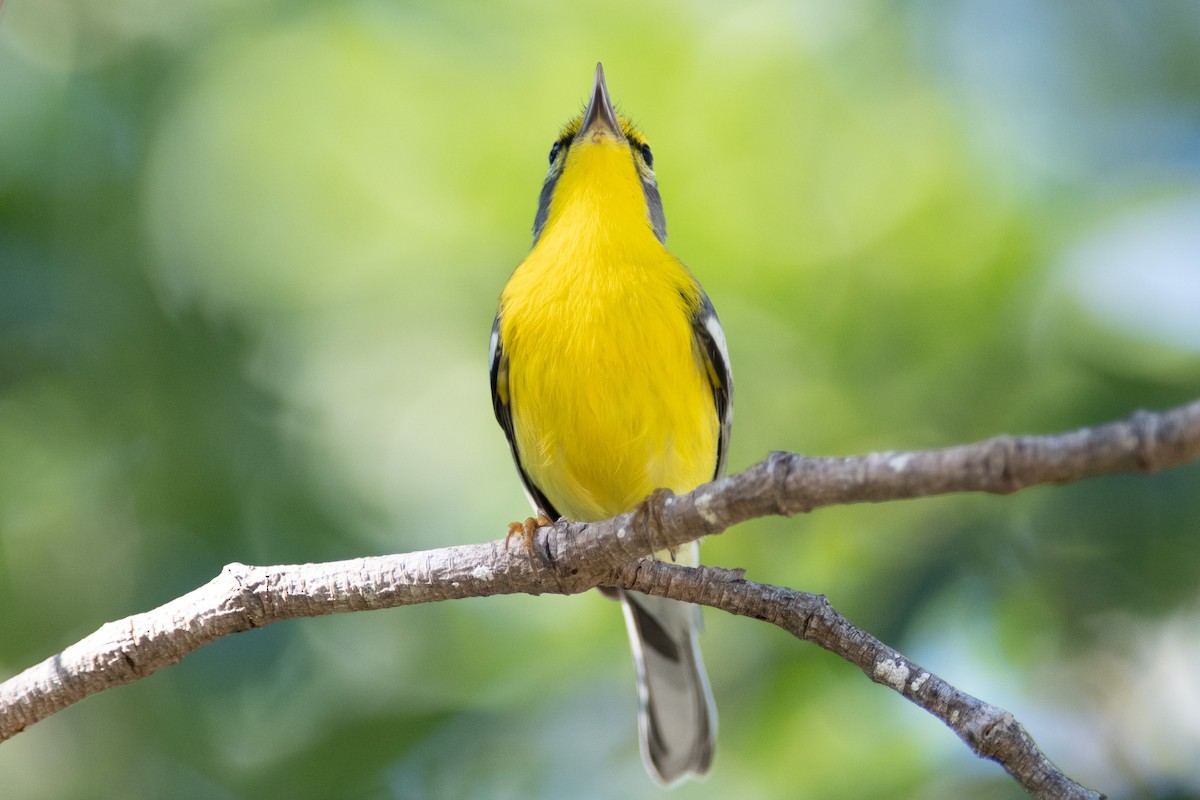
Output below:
[505,510,553,553]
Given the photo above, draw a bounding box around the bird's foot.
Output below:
[505,509,553,553]
[633,488,677,560]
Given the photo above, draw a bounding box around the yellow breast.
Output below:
[499,139,717,521]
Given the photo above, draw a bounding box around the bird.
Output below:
[488,62,733,785]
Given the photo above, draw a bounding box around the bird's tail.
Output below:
[619,586,717,785]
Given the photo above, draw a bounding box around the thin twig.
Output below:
[621,560,1104,800]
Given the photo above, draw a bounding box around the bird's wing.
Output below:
[489,314,561,518]
[690,292,734,479]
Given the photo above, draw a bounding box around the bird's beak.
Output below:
[578,62,624,141]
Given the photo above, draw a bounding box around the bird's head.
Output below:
[532,63,666,246]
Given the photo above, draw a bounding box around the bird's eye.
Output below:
[548,141,563,164]
[639,143,653,168]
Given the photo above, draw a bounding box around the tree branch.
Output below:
[622,560,1103,800]
[5,400,1199,796]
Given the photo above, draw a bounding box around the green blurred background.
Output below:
[2,1,1199,798]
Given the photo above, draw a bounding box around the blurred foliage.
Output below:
[2,1,1199,798]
